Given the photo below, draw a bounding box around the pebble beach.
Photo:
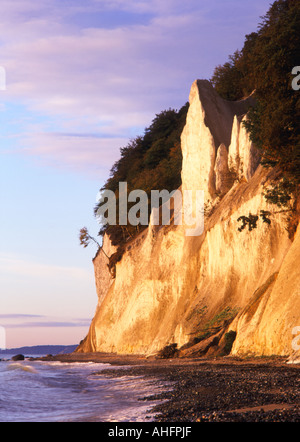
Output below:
[35,353,300,422]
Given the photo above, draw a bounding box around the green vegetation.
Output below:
[157,343,179,359]
[237,210,272,232]
[193,307,239,343]
[79,227,101,250]
[213,0,299,233]
[211,0,300,198]
[81,0,299,261]
[263,178,295,208]
[94,103,189,249]
[79,226,110,260]
[220,330,237,356]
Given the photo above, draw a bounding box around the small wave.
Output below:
[7,363,38,373]
[37,360,111,370]
[0,359,169,422]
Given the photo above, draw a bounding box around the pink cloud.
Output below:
[17,132,126,178]
[0,0,272,174]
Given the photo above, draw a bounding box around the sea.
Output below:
[0,355,168,422]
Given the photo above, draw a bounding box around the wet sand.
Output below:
[35,352,300,422]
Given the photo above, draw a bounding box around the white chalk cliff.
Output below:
[77,80,300,359]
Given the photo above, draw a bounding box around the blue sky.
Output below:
[0,0,272,348]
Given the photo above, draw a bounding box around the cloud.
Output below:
[0,314,43,319]
[90,0,180,14]
[0,0,272,175]
[0,9,195,172]
[0,253,92,280]
[2,4,203,107]
[3,15,196,114]
[18,131,127,177]
[4,319,92,328]
[92,0,204,16]
[0,312,91,328]
[0,5,199,173]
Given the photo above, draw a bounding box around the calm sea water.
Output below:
[0,358,167,422]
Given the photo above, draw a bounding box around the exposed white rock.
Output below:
[93,233,116,307]
[228,115,241,176]
[180,80,217,202]
[181,80,257,202]
[232,222,300,357]
[77,80,298,358]
[214,143,233,195]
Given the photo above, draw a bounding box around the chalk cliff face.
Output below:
[77,80,299,358]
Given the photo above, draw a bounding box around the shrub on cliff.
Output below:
[211,33,258,101]
[243,0,300,186]
[211,0,300,191]
[220,331,237,356]
[156,343,179,359]
[94,103,189,248]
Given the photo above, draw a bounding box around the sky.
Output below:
[0,0,273,349]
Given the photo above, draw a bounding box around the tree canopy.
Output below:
[87,0,300,257]
[94,103,189,247]
[211,0,300,189]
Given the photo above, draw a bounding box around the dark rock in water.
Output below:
[11,354,25,361]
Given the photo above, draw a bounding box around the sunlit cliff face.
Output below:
[77,81,299,359]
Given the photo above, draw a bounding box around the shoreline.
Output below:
[33,350,293,366]
[33,352,300,422]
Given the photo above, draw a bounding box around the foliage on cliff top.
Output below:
[94,103,189,247]
[89,0,299,256]
[211,0,300,190]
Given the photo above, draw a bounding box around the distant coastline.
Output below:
[0,344,77,356]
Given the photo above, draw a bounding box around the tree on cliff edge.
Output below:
[94,104,189,247]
